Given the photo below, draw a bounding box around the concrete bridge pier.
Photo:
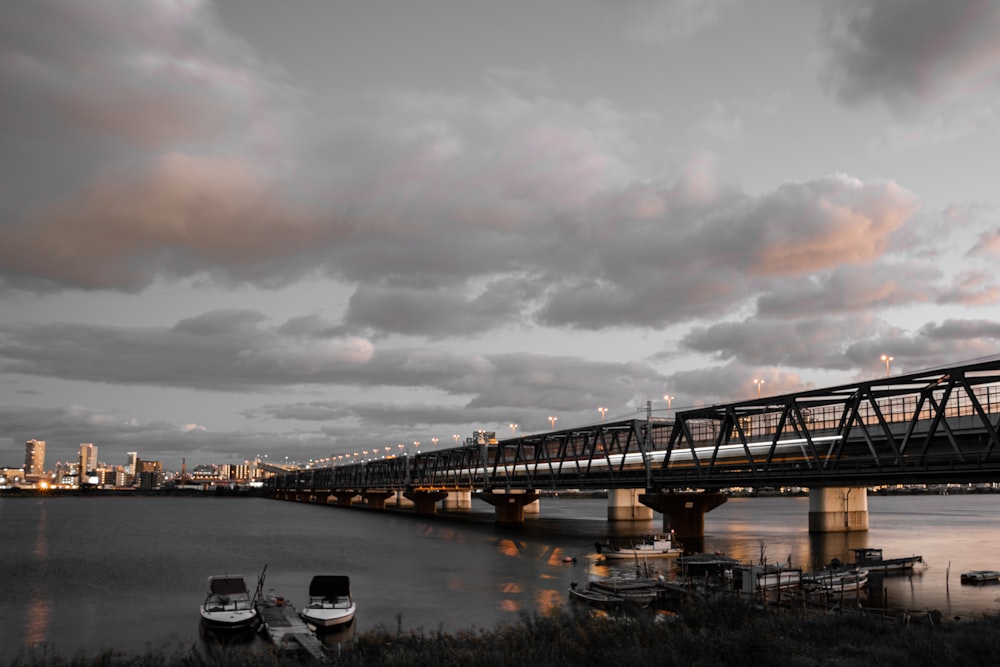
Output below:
[479,490,542,525]
[607,488,654,521]
[403,489,449,515]
[638,492,728,540]
[442,489,473,511]
[330,491,359,507]
[808,487,869,533]
[361,490,395,509]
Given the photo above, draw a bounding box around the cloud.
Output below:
[608,0,741,44]
[819,0,1000,112]
[680,314,889,370]
[0,311,374,391]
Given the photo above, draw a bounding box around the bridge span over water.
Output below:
[267,357,1000,538]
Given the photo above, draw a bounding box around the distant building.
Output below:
[1,467,25,488]
[79,443,98,482]
[24,439,45,478]
[136,459,163,490]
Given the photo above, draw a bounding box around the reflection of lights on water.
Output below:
[497,582,522,594]
[545,547,570,566]
[494,539,522,557]
[26,595,51,648]
[534,589,564,615]
[499,599,520,612]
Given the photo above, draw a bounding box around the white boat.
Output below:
[802,567,869,593]
[731,564,801,594]
[199,575,258,631]
[595,533,682,560]
[299,575,356,629]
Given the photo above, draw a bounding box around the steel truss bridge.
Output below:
[268,358,1000,495]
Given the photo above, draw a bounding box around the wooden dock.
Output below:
[258,600,328,662]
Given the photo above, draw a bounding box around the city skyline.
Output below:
[4,1,1000,469]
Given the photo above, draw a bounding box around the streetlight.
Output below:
[598,407,607,421]
[548,416,557,430]
[431,437,439,448]
[753,379,765,398]
[881,354,893,377]
[453,434,460,446]
[509,423,518,435]
[663,395,674,413]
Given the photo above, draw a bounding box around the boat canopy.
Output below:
[308,575,351,598]
[208,576,249,596]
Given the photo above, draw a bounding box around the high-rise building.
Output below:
[24,439,45,478]
[126,451,137,475]
[78,443,98,478]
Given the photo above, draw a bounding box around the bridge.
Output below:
[266,357,1000,538]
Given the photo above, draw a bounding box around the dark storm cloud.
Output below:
[820,0,1000,111]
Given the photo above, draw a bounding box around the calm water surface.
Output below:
[3,493,1000,659]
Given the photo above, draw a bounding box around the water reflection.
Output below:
[25,596,51,649]
[25,505,49,648]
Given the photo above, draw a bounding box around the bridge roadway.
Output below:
[266,357,1000,536]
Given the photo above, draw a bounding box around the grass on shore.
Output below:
[9,597,1000,667]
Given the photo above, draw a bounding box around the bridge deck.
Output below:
[268,357,1000,495]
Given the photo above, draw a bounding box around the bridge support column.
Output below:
[403,490,449,515]
[608,488,654,521]
[479,490,541,525]
[330,491,359,507]
[361,490,394,509]
[393,490,414,508]
[442,490,473,511]
[639,492,728,540]
[808,487,869,533]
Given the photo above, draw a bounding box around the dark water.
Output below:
[3,493,1000,659]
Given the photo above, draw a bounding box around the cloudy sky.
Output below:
[4,0,1000,471]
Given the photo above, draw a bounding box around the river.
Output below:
[3,492,999,659]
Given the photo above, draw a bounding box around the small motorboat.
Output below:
[299,575,356,629]
[595,532,682,560]
[960,570,1000,584]
[199,575,259,631]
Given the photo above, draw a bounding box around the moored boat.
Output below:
[299,575,356,629]
[568,582,626,611]
[850,548,923,574]
[594,532,682,560]
[731,564,801,594]
[678,552,740,578]
[586,577,658,607]
[199,575,259,632]
[960,570,1000,584]
[802,566,869,593]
